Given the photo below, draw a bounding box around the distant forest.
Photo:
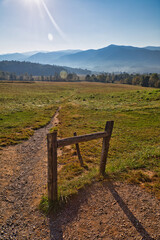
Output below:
[0,61,160,88]
[0,61,91,76]
[85,73,160,88]
[0,70,80,82]
[1,70,160,88]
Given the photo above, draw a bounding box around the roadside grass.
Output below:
[1,82,160,212]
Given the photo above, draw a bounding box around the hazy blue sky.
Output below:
[0,0,160,54]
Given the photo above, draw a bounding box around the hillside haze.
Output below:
[55,45,160,73]
[0,45,160,73]
[27,50,82,65]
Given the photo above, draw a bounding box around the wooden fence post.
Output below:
[47,131,58,202]
[74,132,84,166]
[100,121,114,176]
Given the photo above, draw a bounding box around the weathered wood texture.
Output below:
[100,121,114,175]
[47,131,58,202]
[47,121,114,202]
[74,132,83,166]
[57,131,109,147]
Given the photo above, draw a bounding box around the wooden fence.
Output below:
[47,121,114,202]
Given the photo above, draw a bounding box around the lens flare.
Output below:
[48,33,53,41]
[23,0,66,41]
[40,0,66,40]
[60,70,68,79]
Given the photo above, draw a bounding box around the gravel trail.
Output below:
[0,108,60,239]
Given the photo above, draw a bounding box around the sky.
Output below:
[0,0,160,54]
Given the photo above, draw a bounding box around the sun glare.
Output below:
[24,0,41,5]
[34,0,42,4]
[22,0,67,41]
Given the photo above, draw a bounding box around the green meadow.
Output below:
[0,82,160,208]
[0,82,73,146]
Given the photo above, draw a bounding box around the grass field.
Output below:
[0,81,160,209]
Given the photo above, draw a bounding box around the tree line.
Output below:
[0,70,80,82]
[1,70,160,88]
[85,73,160,88]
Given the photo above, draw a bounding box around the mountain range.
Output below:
[0,45,160,73]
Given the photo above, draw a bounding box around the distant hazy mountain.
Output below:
[27,50,82,64]
[0,50,82,63]
[0,45,160,73]
[55,45,160,73]
[144,46,160,51]
[0,53,27,61]
[0,61,91,76]
[22,51,48,56]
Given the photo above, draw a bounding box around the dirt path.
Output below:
[0,108,61,239]
[0,109,160,240]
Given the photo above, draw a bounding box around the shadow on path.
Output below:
[49,181,156,240]
[49,186,91,240]
[106,181,155,240]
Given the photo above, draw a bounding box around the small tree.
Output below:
[149,73,159,87]
[141,75,149,87]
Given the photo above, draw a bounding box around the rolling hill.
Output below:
[0,61,91,76]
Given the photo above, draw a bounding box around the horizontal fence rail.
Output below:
[47,120,114,202]
[57,131,109,147]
